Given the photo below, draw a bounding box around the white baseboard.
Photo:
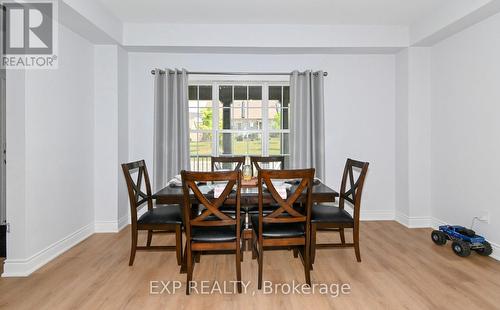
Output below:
[95,215,129,233]
[343,206,395,221]
[490,241,500,261]
[361,210,395,221]
[118,214,129,231]
[395,212,432,228]
[3,215,130,277]
[94,220,119,233]
[430,217,447,229]
[2,223,94,277]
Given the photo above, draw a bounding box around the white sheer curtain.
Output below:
[289,70,326,180]
[153,68,190,191]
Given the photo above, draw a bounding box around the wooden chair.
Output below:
[122,160,183,266]
[181,170,243,295]
[211,156,245,172]
[251,168,315,289]
[248,156,285,215]
[250,155,285,173]
[310,159,369,263]
[210,156,245,215]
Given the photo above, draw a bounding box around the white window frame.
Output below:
[189,80,290,160]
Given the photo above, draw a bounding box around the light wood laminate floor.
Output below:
[1,221,499,309]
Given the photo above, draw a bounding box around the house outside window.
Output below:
[188,81,290,171]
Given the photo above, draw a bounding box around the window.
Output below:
[188,82,290,171]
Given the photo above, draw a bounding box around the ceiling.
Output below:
[97,0,452,25]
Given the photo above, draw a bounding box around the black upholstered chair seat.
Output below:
[137,204,183,225]
[311,204,354,224]
[191,219,244,243]
[251,215,305,238]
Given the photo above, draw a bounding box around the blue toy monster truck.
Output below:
[431,225,493,257]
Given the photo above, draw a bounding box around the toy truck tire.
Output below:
[476,241,493,256]
[451,240,471,257]
[431,230,447,245]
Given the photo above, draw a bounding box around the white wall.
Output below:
[94,45,119,231]
[94,45,129,232]
[407,48,431,221]
[395,50,410,219]
[5,24,95,276]
[124,24,408,50]
[117,47,129,223]
[5,70,27,262]
[395,47,432,227]
[128,53,396,219]
[431,12,500,252]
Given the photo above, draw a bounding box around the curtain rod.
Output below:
[151,70,328,76]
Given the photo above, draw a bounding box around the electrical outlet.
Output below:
[478,211,490,224]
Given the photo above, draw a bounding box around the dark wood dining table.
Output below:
[154,182,339,205]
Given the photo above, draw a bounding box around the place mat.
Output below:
[241,177,258,187]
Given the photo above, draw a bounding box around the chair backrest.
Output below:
[339,159,369,221]
[211,156,245,172]
[251,156,285,174]
[181,170,242,240]
[257,168,315,230]
[121,160,153,224]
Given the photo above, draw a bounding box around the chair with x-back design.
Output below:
[211,156,245,172]
[122,160,183,266]
[247,156,286,215]
[310,158,369,263]
[181,170,243,295]
[210,156,245,215]
[251,168,315,289]
[250,156,285,174]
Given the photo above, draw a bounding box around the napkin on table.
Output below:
[167,175,183,187]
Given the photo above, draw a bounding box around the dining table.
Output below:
[153,181,339,206]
